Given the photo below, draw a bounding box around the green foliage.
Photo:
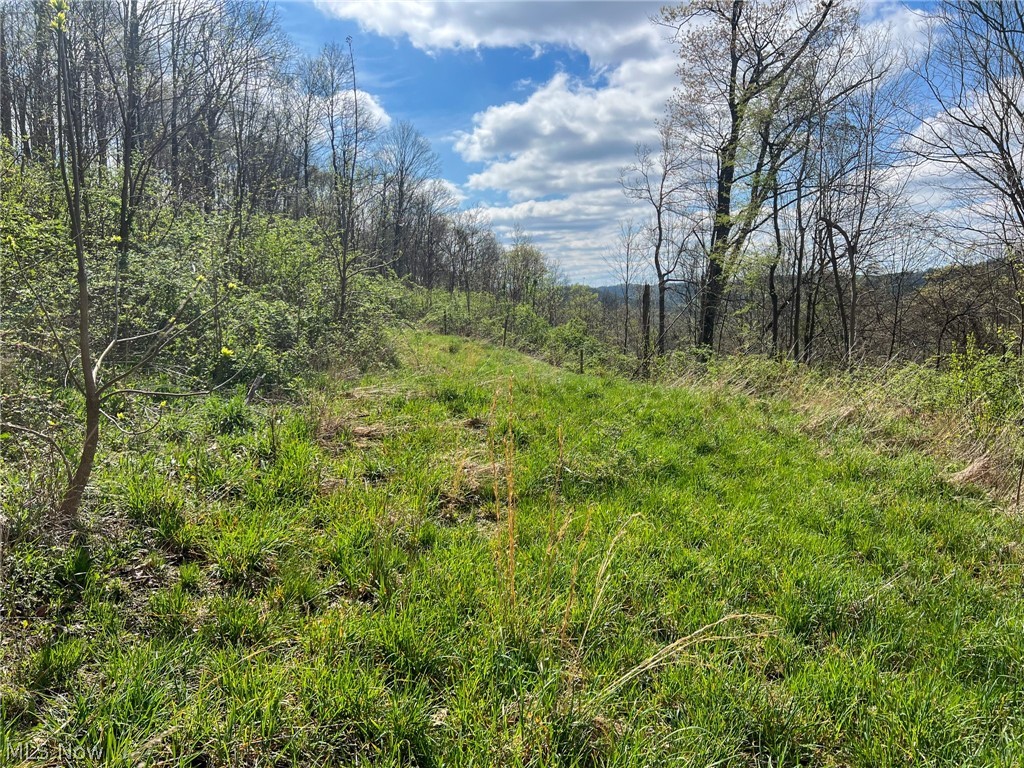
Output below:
[4,332,1024,766]
[333,274,401,373]
[204,395,253,436]
[419,287,628,377]
[148,583,193,638]
[943,337,1023,437]
[217,291,303,386]
[547,317,601,371]
[204,510,290,589]
[117,456,184,525]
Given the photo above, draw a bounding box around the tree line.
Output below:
[0,0,566,306]
[615,0,1024,368]
[0,0,568,522]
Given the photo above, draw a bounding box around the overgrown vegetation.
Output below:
[3,333,1024,766]
[660,338,1024,503]
[3,0,1024,764]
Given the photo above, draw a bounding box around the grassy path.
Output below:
[3,331,1023,766]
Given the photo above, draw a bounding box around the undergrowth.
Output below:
[1,331,1023,766]
[665,341,1024,504]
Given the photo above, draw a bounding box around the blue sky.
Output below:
[276,2,598,197]
[274,1,933,284]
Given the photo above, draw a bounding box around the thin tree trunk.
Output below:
[657,279,667,356]
[641,283,651,378]
[114,0,140,348]
[0,12,13,146]
[55,16,100,523]
[622,282,630,355]
[769,182,783,355]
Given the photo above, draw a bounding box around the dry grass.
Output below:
[314,411,402,452]
[794,383,1021,501]
[435,457,505,524]
[682,358,1024,505]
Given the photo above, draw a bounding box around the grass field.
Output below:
[2,331,1024,767]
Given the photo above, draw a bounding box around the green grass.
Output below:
[2,330,1024,766]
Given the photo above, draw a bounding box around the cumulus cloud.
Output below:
[312,0,664,65]
[312,0,676,280]
[357,89,392,129]
[862,1,930,61]
[455,50,678,280]
[313,0,938,283]
[469,190,648,283]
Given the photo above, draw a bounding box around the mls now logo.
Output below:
[3,743,104,764]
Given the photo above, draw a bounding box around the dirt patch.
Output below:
[319,476,347,496]
[434,458,505,525]
[316,412,402,452]
[949,455,998,489]
[351,425,390,447]
[315,413,348,451]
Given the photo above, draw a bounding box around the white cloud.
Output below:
[312,0,664,65]
[455,51,678,280]
[313,0,939,284]
[312,1,675,281]
[357,89,392,128]
[862,1,930,61]
[474,187,651,283]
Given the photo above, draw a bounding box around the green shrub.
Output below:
[943,338,1023,437]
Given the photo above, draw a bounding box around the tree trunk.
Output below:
[699,125,738,351]
[30,0,51,158]
[59,394,100,520]
[55,16,99,524]
[657,279,667,356]
[114,0,140,347]
[0,12,13,146]
[698,1,743,352]
[622,283,630,355]
[641,283,652,378]
[769,180,783,355]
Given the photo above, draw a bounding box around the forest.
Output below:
[2,0,1024,765]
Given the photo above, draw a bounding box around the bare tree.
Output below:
[620,123,692,355]
[814,31,912,364]
[375,120,441,277]
[917,1,1024,353]
[312,39,380,319]
[605,219,646,355]
[919,1,1024,243]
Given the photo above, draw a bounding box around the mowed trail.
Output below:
[3,331,1023,767]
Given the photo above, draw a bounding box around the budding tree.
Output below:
[660,0,851,352]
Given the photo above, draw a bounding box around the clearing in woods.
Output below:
[2,331,1023,766]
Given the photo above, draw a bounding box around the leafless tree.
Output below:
[620,123,693,354]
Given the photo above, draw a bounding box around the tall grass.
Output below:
[2,330,1024,766]
[667,343,1024,502]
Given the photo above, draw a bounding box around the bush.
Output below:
[217,291,303,387]
[942,338,1023,437]
[331,274,401,374]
